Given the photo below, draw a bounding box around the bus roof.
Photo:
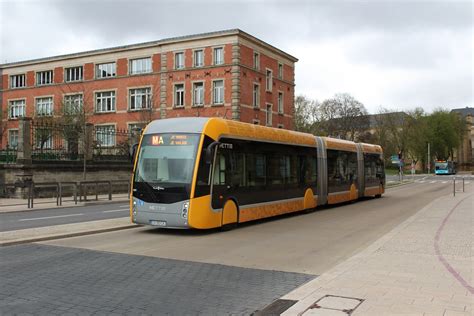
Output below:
[144,118,383,153]
[144,117,317,147]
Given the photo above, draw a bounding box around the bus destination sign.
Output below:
[151,134,189,146]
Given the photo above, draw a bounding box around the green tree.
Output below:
[425,109,464,160]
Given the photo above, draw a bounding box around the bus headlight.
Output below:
[181,201,189,219]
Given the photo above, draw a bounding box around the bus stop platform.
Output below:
[280,186,473,315]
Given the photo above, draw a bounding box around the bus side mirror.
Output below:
[130,143,138,164]
[206,142,220,164]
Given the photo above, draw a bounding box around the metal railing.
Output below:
[0,180,130,209]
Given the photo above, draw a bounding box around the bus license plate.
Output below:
[150,220,166,227]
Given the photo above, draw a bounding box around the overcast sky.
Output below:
[0,0,472,114]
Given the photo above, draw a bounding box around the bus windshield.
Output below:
[134,134,200,185]
[435,162,448,170]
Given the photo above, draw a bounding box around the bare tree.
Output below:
[318,93,369,140]
[293,95,320,133]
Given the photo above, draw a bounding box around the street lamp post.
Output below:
[427,142,431,175]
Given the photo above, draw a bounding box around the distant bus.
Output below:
[435,160,456,175]
[130,118,385,229]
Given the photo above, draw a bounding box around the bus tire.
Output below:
[375,194,382,198]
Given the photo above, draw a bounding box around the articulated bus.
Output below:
[130,117,385,229]
[435,160,456,175]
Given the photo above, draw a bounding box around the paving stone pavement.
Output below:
[281,189,473,316]
[0,244,315,315]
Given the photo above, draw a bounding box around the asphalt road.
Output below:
[0,202,130,232]
[43,180,458,275]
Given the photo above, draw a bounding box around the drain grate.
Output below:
[302,295,364,315]
[252,299,298,315]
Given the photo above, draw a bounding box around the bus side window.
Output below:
[213,153,226,185]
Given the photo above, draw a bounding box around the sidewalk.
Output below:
[0,193,130,213]
[0,217,136,246]
[282,186,473,315]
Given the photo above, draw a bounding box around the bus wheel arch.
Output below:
[221,198,239,228]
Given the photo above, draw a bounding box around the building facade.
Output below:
[451,107,474,169]
[0,29,297,149]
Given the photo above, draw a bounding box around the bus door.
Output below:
[211,142,240,209]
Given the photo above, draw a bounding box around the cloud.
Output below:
[0,0,472,113]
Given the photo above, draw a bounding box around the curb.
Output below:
[0,222,140,247]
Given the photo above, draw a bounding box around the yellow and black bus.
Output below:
[130,117,385,229]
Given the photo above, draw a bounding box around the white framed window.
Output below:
[8,100,26,119]
[95,125,115,147]
[129,87,152,110]
[278,92,284,114]
[64,94,83,114]
[10,74,25,89]
[35,97,53,116]
[128,123,146,134]
[266,103,273,126]
[253,84,260,108]
[213,47,223,65]
[266,69,273,92]
[65,66,83,82]
[95,91,116,113]
[194,50,204,67]
[96,62,116,79]
[175,52,184,69]
[213,80,224,105]
[36,70,53,86]
[193,82,204,106]
[277,124,284,129]
[130,57,151,75]
[35,131,53,149]
[278,63,283,79]
[8,129,19,148]
[174,84,184,107]
[253,52,259,70]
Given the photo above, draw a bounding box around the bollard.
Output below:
[74,183,78,205]
[108,181,112,200]
[30,182,35,208]
[95,182,99,201]
[453,176,456,197]
[56,183,60,206]
[58,182,63,206]
[463,177,465,192]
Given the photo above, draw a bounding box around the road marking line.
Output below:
[430,181,437,184]
[434,194,473,294]
[103,209,129,213]
[465,181,471,184]
[19,213,84,221]
[119,204,129,207]
[419,181,426,183]
[442,181,448,184]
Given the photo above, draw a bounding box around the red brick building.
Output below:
[0,29,297,149]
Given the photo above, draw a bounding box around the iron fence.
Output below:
[93,127,132,162]
[0,146,17,163]
[29,120,140,162]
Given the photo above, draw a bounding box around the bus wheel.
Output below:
[375,194,382,198]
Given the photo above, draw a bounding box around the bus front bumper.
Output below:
[131,198,190,229]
